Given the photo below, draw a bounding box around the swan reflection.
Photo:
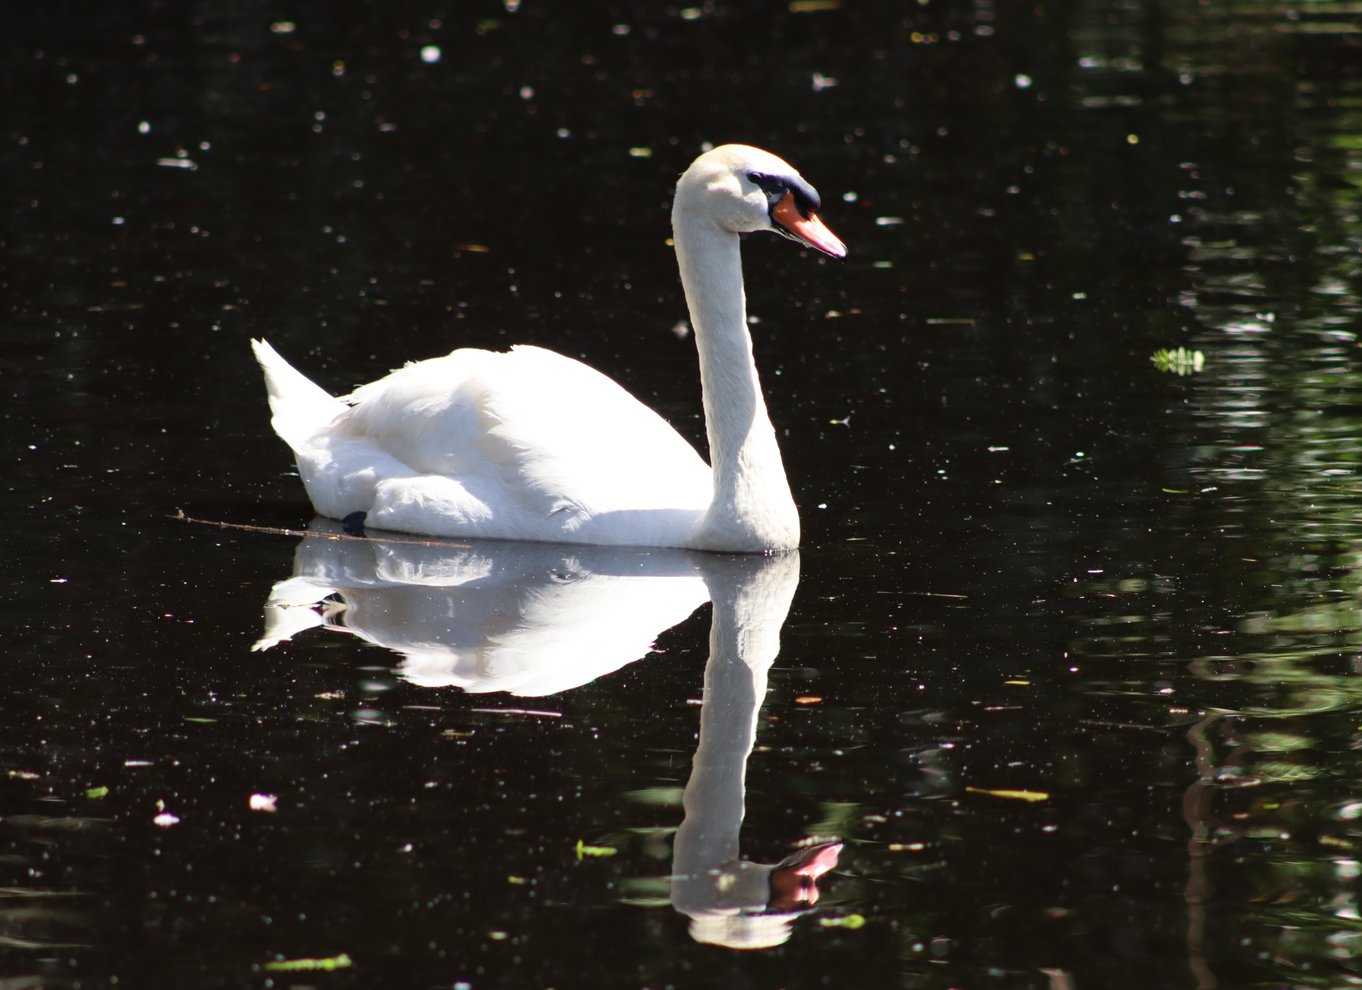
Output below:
[253,521,709,694]
[254,522,840,946]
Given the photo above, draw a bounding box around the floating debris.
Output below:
[1151,346,1205,375]
[965,786,1049,803]
[263,953,352,972]
[575,840,617,860]
[819,913,866,929]
[468,707,561,718]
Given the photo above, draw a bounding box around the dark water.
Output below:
[6,1,1362,987]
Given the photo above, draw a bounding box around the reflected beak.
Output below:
[767,840,843,912]
[771,191,847,259]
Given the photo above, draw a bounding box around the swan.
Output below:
[252,144,845,552]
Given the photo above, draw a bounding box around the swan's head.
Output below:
[674,145,846,259]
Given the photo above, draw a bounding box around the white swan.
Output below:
[252,144,845,552]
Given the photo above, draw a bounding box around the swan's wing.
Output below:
[341,345,711,518]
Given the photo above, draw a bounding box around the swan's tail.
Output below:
[251,339,347,450]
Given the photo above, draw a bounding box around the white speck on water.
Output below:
[420,45,441,63]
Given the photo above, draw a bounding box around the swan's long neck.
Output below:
[673,210,799,551]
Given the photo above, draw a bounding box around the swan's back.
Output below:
[255,341,713,546]
[343,344,710,509]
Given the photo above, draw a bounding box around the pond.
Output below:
[5,1,1362,987]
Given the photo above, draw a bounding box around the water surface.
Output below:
[5,2,1362,987]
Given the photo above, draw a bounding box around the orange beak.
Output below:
[772,191,847,259]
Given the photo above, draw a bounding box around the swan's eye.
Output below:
[748,170,823,222]
[747,171,787,203]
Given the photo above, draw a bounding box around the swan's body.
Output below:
[253,144,845,552]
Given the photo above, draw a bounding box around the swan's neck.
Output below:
[673,216,799,551]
